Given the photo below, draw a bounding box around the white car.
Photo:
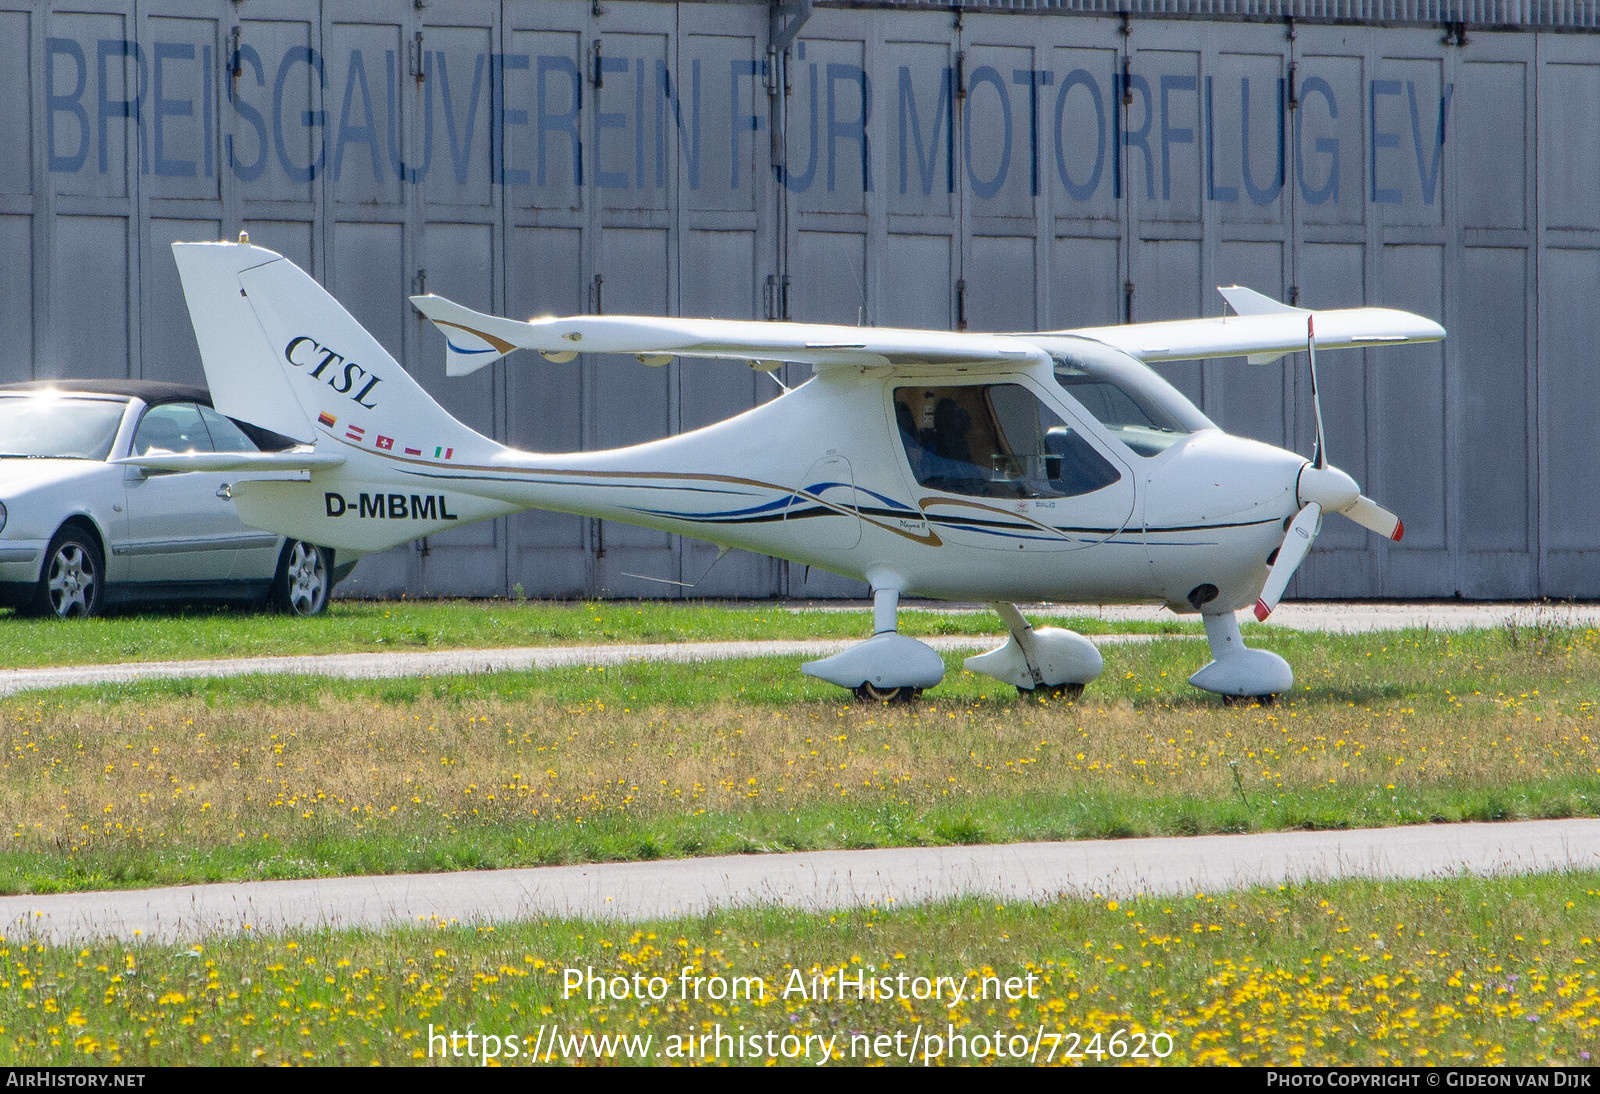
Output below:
[0,380,352,618]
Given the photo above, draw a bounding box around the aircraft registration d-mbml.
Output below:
[152,238,1444,702]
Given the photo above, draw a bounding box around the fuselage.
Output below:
[283,336,1308,614]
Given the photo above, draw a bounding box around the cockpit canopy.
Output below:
[1044,337,1215,457]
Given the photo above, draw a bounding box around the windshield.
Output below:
[0,395,129,460]
[1048,340,1214,457]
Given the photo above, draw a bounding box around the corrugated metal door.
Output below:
[502,0,593,597]
[1536,31,1600,596]
[414,0,507,596]
[676,0,784,597]
[1449,30,1536,597]
[588,2,683,597]
[780,7,872,598]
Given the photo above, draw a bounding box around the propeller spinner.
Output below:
[1253,315,1404,622]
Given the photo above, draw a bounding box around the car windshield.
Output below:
[0,395,128,460]
[1048,341,1215,457]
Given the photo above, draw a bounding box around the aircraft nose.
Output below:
[1297,463,1360,512]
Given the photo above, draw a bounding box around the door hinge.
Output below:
[589,274,605,315]
[412,268,427,296]
[762,274,792,321]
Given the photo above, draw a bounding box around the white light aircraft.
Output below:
[155,237,1443,702]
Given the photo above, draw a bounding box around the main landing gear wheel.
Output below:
[29,528,103,619]
[271,540,331,617]
[1221,693,1277,707]
[852,683,922,704]
[1017,682,1085,702]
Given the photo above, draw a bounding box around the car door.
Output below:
[197,405,283,581]
[121,402,255,585]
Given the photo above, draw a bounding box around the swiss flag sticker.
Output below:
[375,435,394,451]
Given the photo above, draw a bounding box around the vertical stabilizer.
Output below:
[172,241,313,441]
[171,239,502,463]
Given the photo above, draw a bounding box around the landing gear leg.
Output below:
[964,602,1103,699]
[801,586,945,701]
[1189,610,1293,701]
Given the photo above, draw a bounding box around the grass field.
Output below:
[1,602,1595,1066]
[2,622,1595,895]
[0,598,1193,669]
[2,873,1595,1066]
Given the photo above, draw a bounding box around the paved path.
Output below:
[3,819,1594,944]
[0,634,1159,697]
[5,599,1594,698]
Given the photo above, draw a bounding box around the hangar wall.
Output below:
[4,0,1596,600]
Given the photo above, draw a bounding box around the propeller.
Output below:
[1253,314,1404,622]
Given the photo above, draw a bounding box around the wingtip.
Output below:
[1254,599,1272,622]
[1392,520,1405,543]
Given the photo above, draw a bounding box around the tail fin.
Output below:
[172,239,500,462]
[171,238,518,555]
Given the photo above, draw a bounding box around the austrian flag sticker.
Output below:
[345,424,365,441]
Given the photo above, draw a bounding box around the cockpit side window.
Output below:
[893,383,1122,499]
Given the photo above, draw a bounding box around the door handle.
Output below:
[216,484,233,499]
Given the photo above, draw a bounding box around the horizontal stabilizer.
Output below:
[409,295,520,376]
[115,449,347,473]
[411,294,1051,373]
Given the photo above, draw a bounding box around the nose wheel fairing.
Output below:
[1189,610,1293,699]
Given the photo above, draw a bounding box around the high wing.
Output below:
[410,294,1049,376]
[1061,286,1445,365]
[413,285,1443,376]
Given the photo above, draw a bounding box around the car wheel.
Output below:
[271,540,331,616]
[29,527,104,619]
